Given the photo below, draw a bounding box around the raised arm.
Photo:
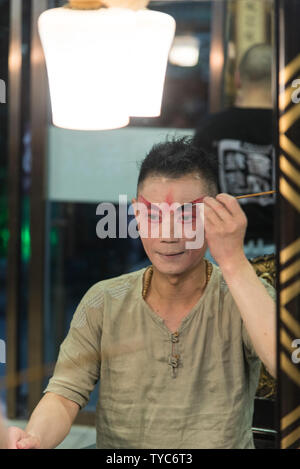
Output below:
[7,392,79,449]
[204,193,276,377]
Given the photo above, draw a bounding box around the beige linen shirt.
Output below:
[44,262,275,449]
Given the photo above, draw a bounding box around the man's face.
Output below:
[133,174,209,276]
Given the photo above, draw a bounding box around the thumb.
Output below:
[16,435,41,450]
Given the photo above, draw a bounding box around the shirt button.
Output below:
[171,332,179,343]
[169,355,179,368]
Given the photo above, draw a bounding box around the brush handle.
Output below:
[235,190,275,200]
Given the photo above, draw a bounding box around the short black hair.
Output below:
[137,136,218,195]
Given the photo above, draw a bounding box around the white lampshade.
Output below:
[128,10,176,117]
[38,6,176,130]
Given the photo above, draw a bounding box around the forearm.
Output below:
[221,255,276,377]
[25,392,79,449]
[203,194,276,376]
[0,413,8,449]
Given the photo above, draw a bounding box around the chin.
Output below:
[151,255,197,276]
[144,244,206,276]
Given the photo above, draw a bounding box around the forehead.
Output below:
[138,175,208,204]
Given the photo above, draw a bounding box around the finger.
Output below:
[16,435,40,450]
[215,193,241,216]
[203,217,215,235]
[204,200,225,226]
[204,196,232,222]
[217,193,248,228]
[7,442,18,450]
[204,205,219,226]
[203,212,221,238]
[6,427,24,449]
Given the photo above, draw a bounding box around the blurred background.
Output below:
[0,0,279,448]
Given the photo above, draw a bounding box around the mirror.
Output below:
[42,0,277,448]
[1,0,279,449]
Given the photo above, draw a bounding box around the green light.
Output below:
[50,229,58,247]
[21,224,31,262]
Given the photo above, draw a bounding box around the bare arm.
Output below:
[0,408,8,449]
[221,257,276,377]
[8,392,80,449]
[204,193,276,377]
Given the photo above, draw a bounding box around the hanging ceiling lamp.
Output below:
[38,0,176,131]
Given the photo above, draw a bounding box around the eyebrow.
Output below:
[188,197,205,205]
[138,195,153,209]
[138,195,205,211]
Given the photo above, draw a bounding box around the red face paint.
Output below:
[190,197,205,205]
[137,195,162,223]
[138,195,157,209]
[138,195,205,207]
[137,195,206,225]
[165,191,174,206]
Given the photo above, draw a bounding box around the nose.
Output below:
[160,212,180,242]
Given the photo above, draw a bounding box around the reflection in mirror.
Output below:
[194,1,275,262]
[43,0,277,449]
[1,0,277,450]
[192,0,277,448]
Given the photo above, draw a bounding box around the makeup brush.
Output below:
[235,190,275,200]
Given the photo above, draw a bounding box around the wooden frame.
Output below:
[27,0,49,415]
[276,0,300,450]
[4,0,300,445]
[209,0,226,113]
[6,0,23,420]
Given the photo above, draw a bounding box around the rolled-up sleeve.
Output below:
[44,286,103,409]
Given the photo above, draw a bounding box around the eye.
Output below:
[178,207,197,223]
[180,214,195,223]
[148,211,161,222]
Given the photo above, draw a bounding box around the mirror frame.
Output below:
[4,0,300,449]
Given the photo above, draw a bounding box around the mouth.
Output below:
[157,251,185,258]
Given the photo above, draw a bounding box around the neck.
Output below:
[150,259,207,304]
[235,87,273,109]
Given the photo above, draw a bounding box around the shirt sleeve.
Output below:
[242,277,276,361]
[44,286,103,409]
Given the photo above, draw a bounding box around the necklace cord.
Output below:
[142,259,212,300]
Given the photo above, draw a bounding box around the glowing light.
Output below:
[169,35,200,67]
[38,6,175,130]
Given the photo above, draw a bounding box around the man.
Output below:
[7,138,276,449]
[193,43,275,245]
